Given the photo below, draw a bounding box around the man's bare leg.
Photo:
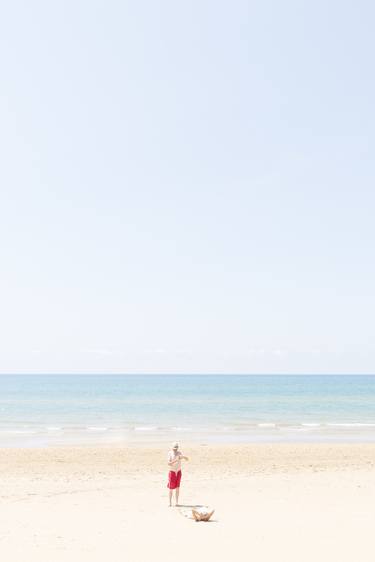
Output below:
[175,487,180,506]
[168,489,173,506]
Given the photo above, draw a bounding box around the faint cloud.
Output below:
[81,348,113,356]
[247,348,266,355]
[247,347,287,356]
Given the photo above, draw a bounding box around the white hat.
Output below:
[172,442,179,449]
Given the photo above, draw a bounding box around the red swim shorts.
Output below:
[168,470,182,489]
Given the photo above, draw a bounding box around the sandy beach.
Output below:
[1,443,375,562]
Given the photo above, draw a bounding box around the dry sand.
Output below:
[1,443,375,562]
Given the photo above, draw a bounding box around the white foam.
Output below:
[302,423,321,427]
[327,423,375,427]
[257,423,276,428]
[8,430,37,434]
[134,426,158,431]
[47,427,62,431]
[87,426,108,432]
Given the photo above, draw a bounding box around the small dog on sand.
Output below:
[192,507,215,522]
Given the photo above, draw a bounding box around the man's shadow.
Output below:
[177,504,205,508]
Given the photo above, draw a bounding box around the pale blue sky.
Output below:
[1,1,374,374]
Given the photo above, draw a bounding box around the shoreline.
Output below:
[3,425,375,449]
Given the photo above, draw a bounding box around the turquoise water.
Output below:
[1,374,375,446]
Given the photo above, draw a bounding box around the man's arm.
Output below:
[167,456,180,466]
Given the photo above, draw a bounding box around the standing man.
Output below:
[167,442,189,507]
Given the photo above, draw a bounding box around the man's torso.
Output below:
[168,450,182,472]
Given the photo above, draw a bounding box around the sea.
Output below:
[1,374,375,447]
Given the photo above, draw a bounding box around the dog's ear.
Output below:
[192,509,200,521]
[203,510,215,521]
